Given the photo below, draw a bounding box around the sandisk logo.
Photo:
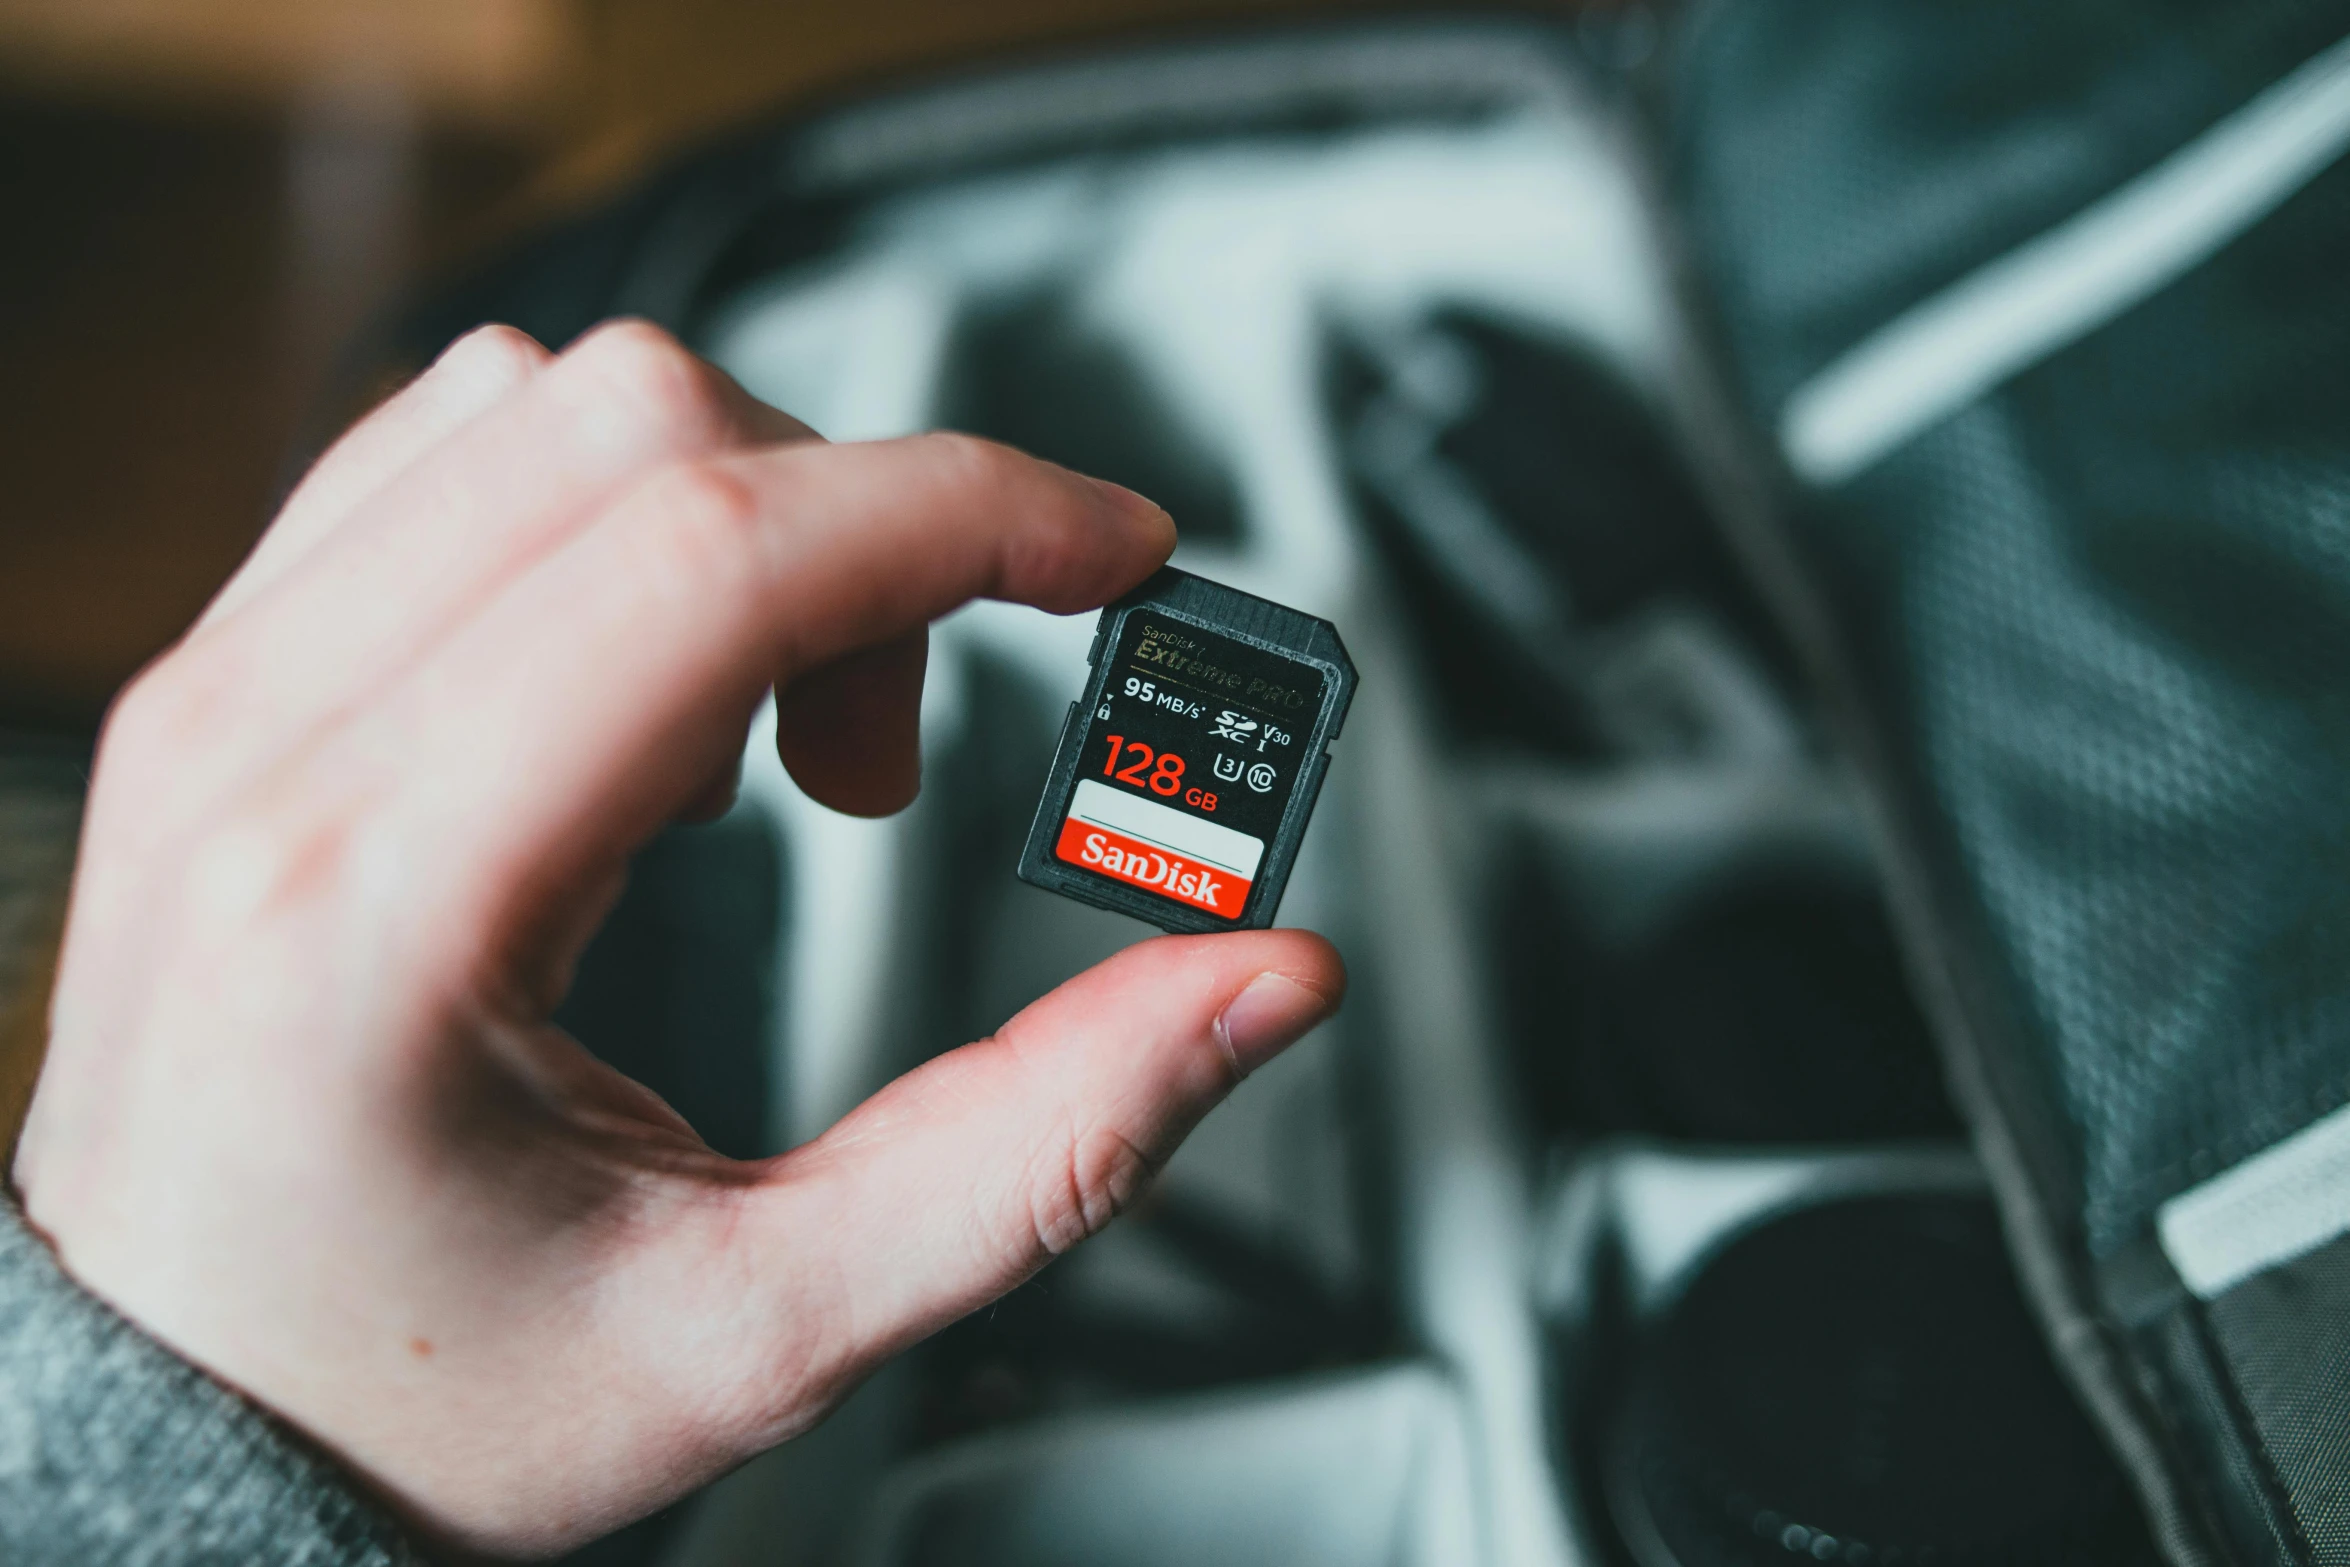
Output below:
[1056,820,1249,914]
[1082,829,1226,907]
[1053,779,1264,918]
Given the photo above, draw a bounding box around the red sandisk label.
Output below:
[1056,819,1253,915]
[1054,779,1265,918]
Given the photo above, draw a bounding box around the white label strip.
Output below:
[1782,30,2350,487]
[1067,779,1265,879]
[2158,1096,2350,1299]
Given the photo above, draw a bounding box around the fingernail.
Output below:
[1215,973,1335,1079]
[1085,475,1173,535]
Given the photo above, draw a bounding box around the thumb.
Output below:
[670,929,1342,1443]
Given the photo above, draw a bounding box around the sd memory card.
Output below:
[1018,567,1356,932]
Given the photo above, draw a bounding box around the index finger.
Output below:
[357,433,1173,976]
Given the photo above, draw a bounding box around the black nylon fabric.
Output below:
[1672,0,2350,414]
[2206,1232,2350,1558]
[1672,0,2350,1257]
[1818,178,2350,1255]
[2134,1293,2306,1566]
[1666,3,2350,1563]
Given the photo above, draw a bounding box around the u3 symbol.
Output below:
[1212,754,1243,782]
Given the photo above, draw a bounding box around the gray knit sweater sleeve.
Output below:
[0,1198,425,1567]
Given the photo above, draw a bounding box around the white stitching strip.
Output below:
[2159,1097,2350,1299]
[1780,31,2350,488]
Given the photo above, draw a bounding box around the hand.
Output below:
[12,321,1343,1557]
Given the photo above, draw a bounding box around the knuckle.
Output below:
[97,669,170,767]
[100,656,213,776]
[570,317,693,377]
[910,433,1101,602]
[184,749,399,935]
[563,319,733,448]
[109,778,362,996]
[634,459,769,588]
[1027,1123,1155,1259]
[181,805,324,930]
[708,1285,856,1450]
[434,323,546,392]
[916,430,1021,496]
[84,660,226,867]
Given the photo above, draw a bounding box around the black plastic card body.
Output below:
[1018,567,1356,933]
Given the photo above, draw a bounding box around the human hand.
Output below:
[11,322,1343,1557]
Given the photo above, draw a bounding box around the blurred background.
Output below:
[7,4,2339,1566]
[0,0,1519,1151]
[0,0,1477,732]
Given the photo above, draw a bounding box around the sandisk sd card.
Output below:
[1018,567,1356,932]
